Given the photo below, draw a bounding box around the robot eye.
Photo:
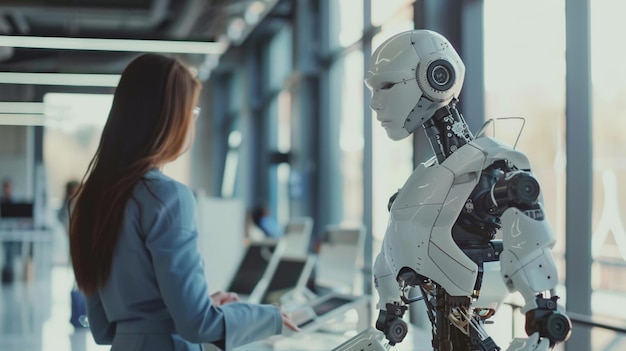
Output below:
[380,82,395,90]
[426,59,455,91]
[431,65,450,86]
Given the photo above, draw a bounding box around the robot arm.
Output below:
[499,204,572,347]
[331,253,409,351]
[475,168,572,348]
[373,251,410,346]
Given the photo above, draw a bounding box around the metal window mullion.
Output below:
[565,0,593,350]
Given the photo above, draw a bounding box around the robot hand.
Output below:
[524,295,571,346]
[504,296,571,351]
[375,303,409,346]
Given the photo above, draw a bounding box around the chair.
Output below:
[279,216,313,257]
[314,224,366,294]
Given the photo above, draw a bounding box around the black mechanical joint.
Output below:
[376,304,409,346]
[478,336,501,351]
[493,172,539,207]
[525,295,572,345]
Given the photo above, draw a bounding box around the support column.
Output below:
[565,0,593,350]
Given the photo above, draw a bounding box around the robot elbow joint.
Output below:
[397,267,428,287]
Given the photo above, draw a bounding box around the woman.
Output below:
[69,53,297,350]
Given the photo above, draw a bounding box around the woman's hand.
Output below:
[273,303,301,332]
[210,291,239,306]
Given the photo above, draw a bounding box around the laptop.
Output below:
[226,240,280,299]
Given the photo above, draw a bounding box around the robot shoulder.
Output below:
[473,136,532,170]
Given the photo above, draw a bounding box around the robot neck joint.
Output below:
[423,104,474,164]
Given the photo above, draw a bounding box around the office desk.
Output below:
[229,292,432,351]
[232,325,433,351]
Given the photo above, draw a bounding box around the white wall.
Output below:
[195,193,246,293]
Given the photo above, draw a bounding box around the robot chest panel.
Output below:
[390,164,455,212]
[383,165,455,274]
[389,145,485,215]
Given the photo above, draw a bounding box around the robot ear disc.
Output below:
[426,59,456,92]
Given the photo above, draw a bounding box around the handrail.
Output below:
[566,311,626,334]
[505,302,626,334]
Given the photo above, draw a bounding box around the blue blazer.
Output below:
[86,169,282,350]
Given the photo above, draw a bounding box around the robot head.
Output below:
[365,30,465,141]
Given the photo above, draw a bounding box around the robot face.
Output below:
[366,71,420,141]
[365,31,419,141]
[365,30,466,141]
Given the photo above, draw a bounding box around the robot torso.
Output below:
[382,136,531,297]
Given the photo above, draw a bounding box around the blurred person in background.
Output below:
[250,203,284,239]
[1,178,12,203]
[1,178,21,284]
[58,180,79,233]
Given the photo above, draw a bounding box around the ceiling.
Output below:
[0,0,275,75]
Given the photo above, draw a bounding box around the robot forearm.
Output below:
[373,252,409,345]
[373,252,401,310]
[500,205,557,308]
[499,205,571,346]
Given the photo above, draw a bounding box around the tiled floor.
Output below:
[0,260,398,351]
[0,259,511,351]
[2,238,623,351]
[0,262,108,351]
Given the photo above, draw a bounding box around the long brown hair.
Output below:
[70,54,201,295]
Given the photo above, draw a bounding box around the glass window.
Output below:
[328,0,364,50]
[590,0,626,335]
[341,51,364,225]
[43,93,111,206]
[263,26,293,92]
[371,0,414,27]
[327,50,365,226]
[276,91,292,224]
[219,73,244,198]
[261,26,293,223]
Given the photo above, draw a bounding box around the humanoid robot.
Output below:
[336,30,571,351]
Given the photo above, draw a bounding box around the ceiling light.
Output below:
[0,113,46,126]
[227,18,246,42]
[0,35,227,55]
[245,1,266,25]
[0,72,120,87]
[0,102,45,114]
[44,93,113,126]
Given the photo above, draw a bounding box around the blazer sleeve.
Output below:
[86,291,115,344]
[143,181,282,350]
